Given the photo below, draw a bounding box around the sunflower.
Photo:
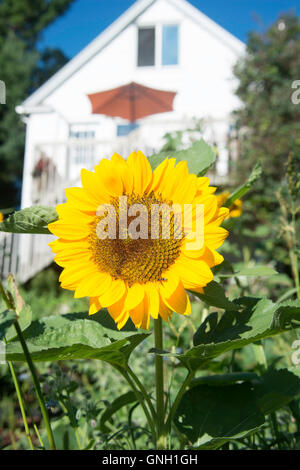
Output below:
[216,191,242,219]
[48,151,229,330]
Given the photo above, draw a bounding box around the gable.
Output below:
[19,0,244,112]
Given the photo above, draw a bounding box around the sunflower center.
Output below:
[88,192,183,285]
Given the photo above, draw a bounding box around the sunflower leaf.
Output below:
[149,139,216,176]
[191,281,240,311]
[175,298,300,371]
[218,265,278,278]
[174,368,300,447]
[0,276,32,341]
[0,206,58,234]
[5,311,150,367]
[224,162,262,207]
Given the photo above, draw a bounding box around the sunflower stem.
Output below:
[154,317,166,449]
[165,369,195,433]
[126,366,157,423]
[7,360,35,450]
[14,321,56,450]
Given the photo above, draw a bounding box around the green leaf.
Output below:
[253,369,300,415]
[100,391,138,433]
[190,372,257,388]
[219,265,278,278]
[174,369,300,448]
[5,311,150,367]
[191,281,240,311]
[174,297,300,371]
[233,266,278,277]
[174,381,265,444]
[1,275,32,341]
[149,139,216,176]
[225,162,262,207]
[0,310,16,340]
[0,206,58,234]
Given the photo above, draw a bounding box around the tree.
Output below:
[233,13,300,185]
[231,13,300,272]
[0,0,74,208]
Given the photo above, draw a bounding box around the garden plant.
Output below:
[0,140,300,451]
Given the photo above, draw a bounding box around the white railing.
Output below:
[3,121,234,283]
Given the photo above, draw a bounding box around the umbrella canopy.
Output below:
[87,81,176,122]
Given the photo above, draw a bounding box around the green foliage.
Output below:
[5,311,150,367]
[174,298,300,371]
[174,369,300,448]
[0,0,74,208]
[100,391,138,434]
[233,13,300,184]
[149,139,216,176]
[225,162,262,207]
[191,281,240,311]
[0,206,58,234]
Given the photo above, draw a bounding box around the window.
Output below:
[138,27,155,66]
[162,25,179,65]
[117,123,139,137]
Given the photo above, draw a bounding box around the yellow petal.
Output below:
[149,158,170,193]
[173,254,213,288]
[124,283,145,311]
[74,271,112,298]
[48,220,90,240]
[99,279,126,307]
[201,246,224,267]
[49,238,90,253]
[160,279,190,315]
[159,269,180,298]
[127,151,152,195]
[94,158,124,196]
[81,169,112,203]
[56,203,94,223]
[65,187,99,212]
[158,294,172,322]
[145,284,160,319]
[111,153,133,194]
[129,298,149,329]
[205,225,229,249]
[108,292,127,321]
[89,297,102,315]
[59,262,98,287]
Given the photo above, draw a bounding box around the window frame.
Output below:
[161,23,179,67]
[136,23,180,69]
[137,26,156,67]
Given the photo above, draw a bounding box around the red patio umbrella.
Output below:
[87,81,176,123]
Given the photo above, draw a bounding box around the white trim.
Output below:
[169,0,245,54]
[21,0,156,109]
[19,0,245,111]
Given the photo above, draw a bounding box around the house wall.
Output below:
[22,0,244,203]
[17,0,244,282]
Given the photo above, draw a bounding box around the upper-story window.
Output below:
[162,25,179,65]
[138,27,155,66]
[137,25,179,67]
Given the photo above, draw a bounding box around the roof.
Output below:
[18,0,245,112]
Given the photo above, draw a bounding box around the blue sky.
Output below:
[39,0,299,58]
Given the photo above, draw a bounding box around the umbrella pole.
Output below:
[129,83,136,130]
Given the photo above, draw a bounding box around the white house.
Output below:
[12,0,244,282]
